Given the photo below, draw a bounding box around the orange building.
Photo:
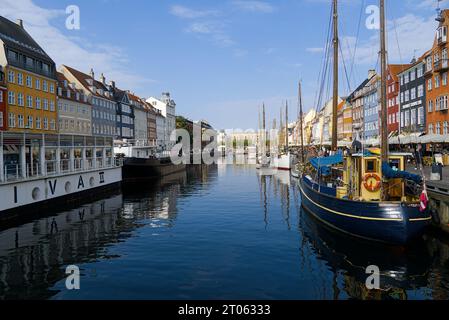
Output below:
[387,64,409,133]
[425,9,449,135]
[0,17,58,134]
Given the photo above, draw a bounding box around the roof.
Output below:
[56,72,90,105]
[398,51,430,74]
[0,16,53,63]
[387,64,410,82]
[61,65,114,101]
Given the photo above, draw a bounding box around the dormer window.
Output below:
[64,80,68,88]
[438,26,447,44]
[76,92,80,101]
[87,79,93,85]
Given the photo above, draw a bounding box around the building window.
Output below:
[444,122,449,135]
[43,117,48,130]
[36,97,41,109]
[436,122,441,134]
[43,80,48,92]
[50,83,55,93]
[444,72,448,86]
[411,87,416,100]
[429,123,434,134]
[26,76,32,88]
[18,114,24,128]
[27,95,33,108]
[8,70,14,83]
[8,91,15,105]
[410,70,416,81]
[436,75,441,88]
[429,100,434,112]
[428,78,433,91]
[0,91,2,103]
[405,90,410,102]
[27,115,33,129]
[404,73,409,84]
[17,93,24,106]
[50,119,55,131]
[36,117,41,129]
[50,100,55,111]
[418,85,424,98]
[17,73,23,85]
[0,112,3,128]
[8,113,15,128]
[35,79,41,90]
[427,56,432,72]
[418,106,424,125]
[43,99,48,110]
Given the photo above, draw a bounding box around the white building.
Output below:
[147,92,176,150]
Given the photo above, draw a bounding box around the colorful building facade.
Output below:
[56,72,92,136]
[0,17,58,134]
[399,58,426,135]
[387,64,409,134]
[425,9,449,135]
[61,66,116,137]
[363,74,380,140]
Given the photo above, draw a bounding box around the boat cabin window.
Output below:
[365,159,377,173]
[389,159,401,171]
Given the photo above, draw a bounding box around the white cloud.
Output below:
[342,13,437,67]
[185,21,235,47]
[306,47,324,53]
[169,5,218,19]
[0,0,155,95]
[231,1,275,13]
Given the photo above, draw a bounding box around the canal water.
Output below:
[1,163,449,300]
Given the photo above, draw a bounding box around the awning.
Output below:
[418,134,446,144]
[310,152,344,176]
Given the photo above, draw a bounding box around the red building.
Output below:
[0,66,6,130]
[387,64,409,133]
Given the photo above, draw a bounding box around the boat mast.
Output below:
[380,0,388,161]
[332,0,339,151]
[299,81,305,164]
[285,101,289,152]
[263,103,266,155]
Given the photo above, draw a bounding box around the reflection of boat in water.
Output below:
[300,207,432,299]
[273,170,291,186]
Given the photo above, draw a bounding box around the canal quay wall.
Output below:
[407,165,449,233]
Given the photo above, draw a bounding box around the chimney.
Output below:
[368,69,376,79]
[16,19,24,28]
[89,68,95,80]
[100,73,106,84]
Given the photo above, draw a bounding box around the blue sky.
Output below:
[0,0,447,129]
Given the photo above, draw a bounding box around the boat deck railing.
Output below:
[0,132,124,184]
[1,157,123,184]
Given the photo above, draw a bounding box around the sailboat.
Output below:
[256,103,271,169]
[292,80,305,178]
[298,0,431,245]
[273,101,294,170]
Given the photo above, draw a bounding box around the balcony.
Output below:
[438,36,447,46]
[434,59,449,73]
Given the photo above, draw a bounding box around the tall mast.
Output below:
[285,101,289,152]
[263,103,266,154]
[299,81,305,164]
[332,0,339,151]
[380,0,388,161]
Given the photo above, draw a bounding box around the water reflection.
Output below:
[0,165,218,300]
[0,165,448,300]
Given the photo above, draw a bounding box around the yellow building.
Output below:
[0,17,58,133]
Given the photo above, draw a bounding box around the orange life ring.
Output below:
[363,173,381,192]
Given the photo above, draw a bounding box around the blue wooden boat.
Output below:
[299,173,431,245]
[296,0,432,245]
